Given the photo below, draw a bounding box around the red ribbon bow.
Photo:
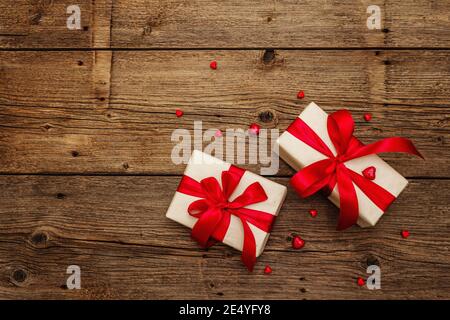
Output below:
[287,109,422,230]
[177,165,275,271]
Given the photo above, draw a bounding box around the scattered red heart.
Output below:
[292,236,305,249]
[264,265,272,274]
[249,123,261,135]
[297,90,305,99]
[362,166,376,180]
[309,209,318,217]
[357,277,365,286]
[215,129,223,137]
[364,113,372,122]
[401,230,410,239]
[175,109,184,117]
[210,60,217,70]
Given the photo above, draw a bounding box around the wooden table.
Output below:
[0,0,449,299]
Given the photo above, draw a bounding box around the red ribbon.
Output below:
[177,165,275,271]
[287,109,423,230]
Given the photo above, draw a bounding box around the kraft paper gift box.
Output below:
[276,102,409,227]
[166,150,287,260]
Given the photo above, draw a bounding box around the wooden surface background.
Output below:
[0,0,449,299]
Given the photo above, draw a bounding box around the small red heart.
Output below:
[357,277,365,287]
[309,209,318,217]
[291,236,305,250]
[362,166,376,180]
[175,109,184,117]
[364,113,372,122]
[401,230,410,239]
[264,265,272,274]
[297,90,305,99]
[210,60,217,70]
[249,123,261,135]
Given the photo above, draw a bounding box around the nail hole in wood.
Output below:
[56,193,65,199]
[262,49,276,64]
[382,28,390,33]
[71,151,79,157]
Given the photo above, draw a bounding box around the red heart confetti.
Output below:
[215,129,223,137]
[175,109,184,117]
[292,236,305,250]
[297,90,305,99]
[210,60,217,70]
[264,265,272,274]
[309,209,318,217]
[362,166,376,180]
[364,113,372,122]
[249,123,261,135]
[357,277,365,287]
[401,230,410,239]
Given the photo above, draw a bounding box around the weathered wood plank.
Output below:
[0,0,113,48]
[0,176,448,299]
[1,0,450,48]
[0,50,448,176]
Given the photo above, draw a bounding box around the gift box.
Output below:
[166,150,287,270]
[276,102,421,229]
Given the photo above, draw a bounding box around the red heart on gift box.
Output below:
[292,236,305,249]
[357,277,365,286]
[362,166,376,180]
[401,230,410,239]
[264,265,272,274]
[175,109,184,117]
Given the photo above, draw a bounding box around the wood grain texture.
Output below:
[0,50,448,176]
[1,0,450,48]
[0,176,448,299]
[111,0,450,48]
